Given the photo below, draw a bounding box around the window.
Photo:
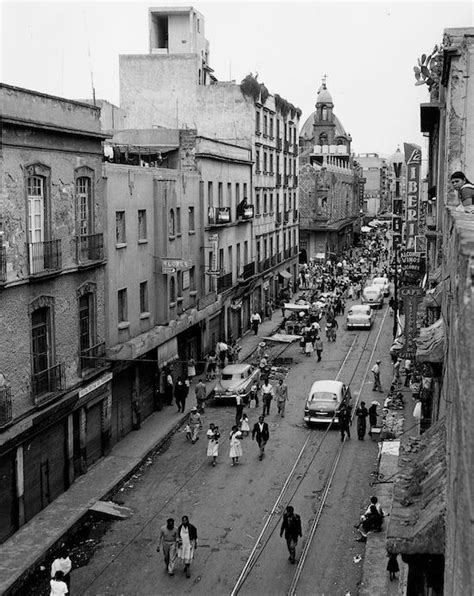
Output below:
[228,246,233,277]
[188,206,195,232]
[138,209,147,241]
[208,181,214,208]
[177,271,183,297]
[32,307,50,377]
[169,209,175,236]
[256,150,260,173]
[256,111,261,133]
[264,115,268,136]
[256,193,261,214]
[236,243,241,275]
[235,183,240,205]
[256,240,261,263]
[218,183,223,208]
[219,248,224,271]
[243,183,247,200]
[79,293,93,355]
[227,183,232,209]
[270,192,274,213]
[244,241,248,264]
[269,117,274,138]
[118,288,128,323]
[270,153,274,175]
[176,207,181,234]
[263,152,267,174]
[263,193,268,214]
[208,252,215,292]
[169,277,176,304]
[77,177,92,237]
[27,175,45,245]
[115,211,126,244]
[140,281,148,314]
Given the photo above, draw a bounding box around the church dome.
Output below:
[316,83,333,105]
[300,112,348,140]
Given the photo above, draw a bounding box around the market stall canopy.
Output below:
[415,318,445,363]
[361,226,372,233]
[261,334,301,343]
[387,420,446,555]
[284,303,310,312]
[279,270,292,279]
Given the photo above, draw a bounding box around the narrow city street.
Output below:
[66,303,394,596]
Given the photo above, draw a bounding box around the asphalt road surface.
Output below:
[71,302,393,596]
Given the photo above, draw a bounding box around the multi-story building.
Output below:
[119,6,300,307]
[298,81,364,261]
[102,127,253,426]
[0,85,110,542]
[386,28,474,595]
[355,153,390,216]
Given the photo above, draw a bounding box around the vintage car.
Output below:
[361,285,384,309]
[213,364,260,401]
[346,305,374,330]
[304,380,352,425]
[371,276,390,296]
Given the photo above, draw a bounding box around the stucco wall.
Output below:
[441,207,474,594]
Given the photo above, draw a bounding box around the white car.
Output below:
[346,305,373,330]
[304,380,352,425]
[361,285,384,309]
[371,276,390,296]
[213,364,260,401]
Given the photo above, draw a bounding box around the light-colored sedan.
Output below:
[304,380,352,425]
[361,285,384,309]
[213,364,260,401]
[346,305,374,330]
[372,276,390,296]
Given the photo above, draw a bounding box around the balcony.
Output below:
[293,209,299,222]
[237,205,255,221]
[32,362,64,399]
[76,233,104,264]
[207,207,232,227]
[284,248,291,260]
[81,341,106,372]
[283,211,290,224]
[0,385,12,428]
[277,251,282,263]
[276,174,282,187]
[284,175,289,187]
[0,246,6,284]
[284,140,290,152]
[277,138,283,151]
[275,212,282,226]
[28,239,62,276]
[242,261,256,280]
[270,255,277,267]
[217,271,233,293]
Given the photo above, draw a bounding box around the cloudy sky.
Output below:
[1,0,472,155]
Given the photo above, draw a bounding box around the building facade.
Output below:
[119,6,300,304]
[299,81,364,261]
[355,153,390,216]
[0,85,110,542]
[386,28,474,595]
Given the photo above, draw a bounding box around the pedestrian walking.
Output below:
[404,358,413,387]
[195,378,207,413]
[355,401,369,440]
[156,518,179,576]
[50,571,68,596]
[368,401,378,436]
[205,351,217,380]
[252,415,270,460]
[337,403,351,442]
[188,407,202,444]
[174,377,188,413]
[387,552,400,581]
[304,330,314,356]
[276,379,289,417]
[265,299,274,320]
[229,425,243,465]
[206,423,220,466]
[280,505,302,564]
[371,360,383,392]
[240,413,250,436]
[51,549,72,591]
[249,382,259,408]
[216,339,228,368]
[177,516,198,578]
[165,368,174,405]
[235,393,244,427]
[250,311,262,335]
[261,378,274,416]
[315,336,323,362]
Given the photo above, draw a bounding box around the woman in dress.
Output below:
[206,423,220,466]
[177,516,198,578]
[229,425,243,465]
[240,413,250,436]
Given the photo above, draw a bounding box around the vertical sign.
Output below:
[399,286,424,358]
[403,143,421,250]
[391,159,403,251]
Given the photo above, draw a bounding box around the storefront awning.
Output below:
[421,282,444,309]
[387,419,446,555]
[279,270,292,279]
[415,318,445,363]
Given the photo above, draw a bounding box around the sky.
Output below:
[1,0,473,156]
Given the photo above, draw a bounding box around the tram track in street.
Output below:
[229,304,389,596]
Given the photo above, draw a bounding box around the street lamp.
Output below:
[389,147,404,338]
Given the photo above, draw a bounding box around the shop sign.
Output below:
[404,143,422,250]
[399,286,424,358]
[182,270,190,290]
[79,372,113,399]
[161,258,193,273]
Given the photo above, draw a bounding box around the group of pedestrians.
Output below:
[157,516,198,578]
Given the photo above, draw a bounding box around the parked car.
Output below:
[361,285,384,309]
[213,364,260,401]
[346,305,373,330]
[304,380,352,425]
[371,276,390,296]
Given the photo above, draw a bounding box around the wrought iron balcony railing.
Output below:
[28,239,62,275]
[31,362,64,398]
[242,261,256,279]
[76,233,104,263]
[217,271,233,293]
[208,207,232,226]
[80,341,106,371]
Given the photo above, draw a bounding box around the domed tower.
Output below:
[312,79,336,146]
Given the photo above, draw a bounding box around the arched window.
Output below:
[169,209,175,236]
[322,107,328,121]
[319,133,328,146]
[76,176,92,236]
[169,276,176,303]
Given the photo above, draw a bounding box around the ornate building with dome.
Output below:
[298,80,364,261]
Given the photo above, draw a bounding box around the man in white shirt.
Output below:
[261,379,274,416]
[250,311,262,335]
[51,549,72,589]
[371,360,383,392]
